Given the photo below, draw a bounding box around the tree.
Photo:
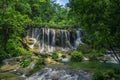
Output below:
[69,0,120,63]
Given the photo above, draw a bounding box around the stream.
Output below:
[26,67,93,80]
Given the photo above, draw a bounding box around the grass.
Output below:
[67,61,120,72]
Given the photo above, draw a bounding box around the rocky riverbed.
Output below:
[26,67,93,80]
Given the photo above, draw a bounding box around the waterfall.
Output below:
[60,30,64,51]
[48,29,50,52]
[50,29,55,52]
[40,28,45,53]
[47,29,56,52]
[74,29,82,49]
[28,38,37,49]
[67,31,73,49]
[25,28,83,53]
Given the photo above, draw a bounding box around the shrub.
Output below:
[36,55,44,65]
[93,69,120,80]
[20,58,31,68]
[52,51,58,61]
[20,53,32,68]
[6,38,32,57]
[106,70,115,78]
[71,51,83,62]
[61,54,67,58]
[113,68,120,74]
[77,44,91,54]
[105,69,120,80]
[93,71,105,80]
[89,50,104,61]
[0,50,9,63]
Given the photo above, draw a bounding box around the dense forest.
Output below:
[0,0,75,61]
[0,0,120,80]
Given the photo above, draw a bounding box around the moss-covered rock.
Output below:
[23,38,36,45]
[44,57,61,65]
[0,72,24,80]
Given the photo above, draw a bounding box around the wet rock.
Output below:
[0,56,38,78]
[44,57,61,64]
[2,56,22,65]
[61,58,70,62]
[83,57,89,61]
[0,64,20,72]
[103,54,120,64]
[26,67,93,80]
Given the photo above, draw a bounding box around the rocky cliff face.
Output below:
[23,28,83,53]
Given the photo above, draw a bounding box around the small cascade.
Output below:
[26,67,92,80]
[74,29,82,49]
[47,29,56,52]
[60,30,65,51]
[51,29,56,52]
[47,29,50,52]
[25,28,83,53]
[60,30,73,51]
[40,28,45,53]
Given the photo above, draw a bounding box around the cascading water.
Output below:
[51,29,56,52]
[48,29,50,52]
[47,29,56,52]
[74,28,82,49]
[26,67,92,80]
[40,28,45,53]
[25,28,83,53]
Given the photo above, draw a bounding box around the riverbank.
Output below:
[0,61,120,80]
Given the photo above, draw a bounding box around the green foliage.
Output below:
[93,68,120,80]
[113,68,120,74]
[77,44,91,54]
[36,55,44,65]
[20,53,32,68]
[71,51,83,62]
[105,70,115,79]
[52,51,59,61]
[0,50,8,63]
[6,39,21,57]
[6,37,33,58]
[89,50,104,61]
[113,68,120,79]
[69,0,120,49]
[20,58,31,68]
[93,71,105,80]
[0,0,75,61]
[61,54,67,58]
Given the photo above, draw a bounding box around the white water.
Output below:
[48,29,50,52]
[74,29,82,49]
[26,67,92,80]
[51,29,56,52]
[40,28,45,53]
